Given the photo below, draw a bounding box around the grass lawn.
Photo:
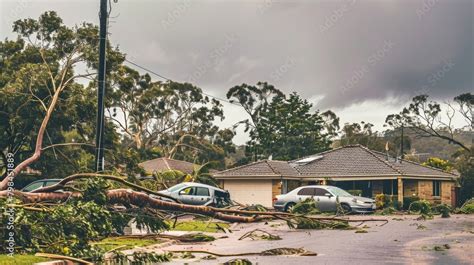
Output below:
[0,255,51,265]
[92,237,163,252]
[169,220,230,233]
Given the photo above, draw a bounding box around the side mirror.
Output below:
[179,190,186,195]
[325,193,333,198]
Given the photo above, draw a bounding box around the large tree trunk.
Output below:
[0,88,62,190]
[0,189,388,224]
[0,189,263,223]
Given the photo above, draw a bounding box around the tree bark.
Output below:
[0,88,62,190]
[0,189,388,225]
[0,189,264,223]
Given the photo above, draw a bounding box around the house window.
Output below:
[433,181,441,197]
[383,179,398,195]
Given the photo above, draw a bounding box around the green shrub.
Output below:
[432,204,451,218]
[403,196,420,210]
[375,194,399,209]
[391,200,401,210]
[456,198,474,214]
[375,194,386,209]
[386,195,394,207]
[408,200,433,218]
[380,207,397,215]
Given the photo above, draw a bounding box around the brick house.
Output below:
[213,145,459,207]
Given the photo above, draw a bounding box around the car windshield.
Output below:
[23,181,44,192]
[167,183,188,192]
[326,186,352,197]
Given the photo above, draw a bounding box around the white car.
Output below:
[273,185,376,213]
[154,182,231,207]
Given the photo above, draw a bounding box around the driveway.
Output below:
[151,215,473,264]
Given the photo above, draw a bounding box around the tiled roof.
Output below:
[213,160,299,178]
[293,146,399,177]
[139,157,196,175]
[370,150,458,178]
[214,145,458,180]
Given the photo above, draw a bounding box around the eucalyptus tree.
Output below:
[386,93,473,203]
[385,94,472,152]
[108,65,235,165]
[226,82,284,160]
[228,83,332,161]
[257,92,331,160]
[0,11,125,187]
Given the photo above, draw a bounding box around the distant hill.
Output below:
[407,130,472,161]
[333,129,472,162]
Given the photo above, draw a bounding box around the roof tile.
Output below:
[214,145,458,179]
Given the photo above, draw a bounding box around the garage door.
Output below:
[223,180,273,207]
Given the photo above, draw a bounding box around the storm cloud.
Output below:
[1,0,472,143]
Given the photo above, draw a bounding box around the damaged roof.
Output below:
[213,160,299,178]
[213,145,458,180]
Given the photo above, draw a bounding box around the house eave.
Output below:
[214,174,457,181]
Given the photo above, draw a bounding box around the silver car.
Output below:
[274,185,376,213]
[22,179,63,192]
[156,182,231,207]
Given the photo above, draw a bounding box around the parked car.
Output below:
[21,179,62,192]
[153,182,231,207]
[273,185,376,213]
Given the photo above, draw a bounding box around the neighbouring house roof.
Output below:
[139,157,196,175]
[212,160,300,179]
[213,145,458,180]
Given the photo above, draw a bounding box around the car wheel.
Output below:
[284,202,296,212]
[341,203,352,214]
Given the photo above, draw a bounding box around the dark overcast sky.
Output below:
[1,0,472,144]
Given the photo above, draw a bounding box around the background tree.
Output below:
[321,110,340,138]
[334,122,411,159]
[338,122,381,148]
[422,157,454,172]
[385,94,472,152]
[258,92,331,160]
[227,82,283,160]
[386,94,473,204]
[108,66,234,168]
[228,84,332,161]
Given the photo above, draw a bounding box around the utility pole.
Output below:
[95,0,108,172]
[400,124,404,163]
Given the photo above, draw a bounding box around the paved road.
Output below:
[155,215,473,265]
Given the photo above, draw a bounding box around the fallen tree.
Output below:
[0,12,387,263]
[1,187,388,225]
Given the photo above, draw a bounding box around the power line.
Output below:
[124,58,241,107]
[125,59,171,82]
